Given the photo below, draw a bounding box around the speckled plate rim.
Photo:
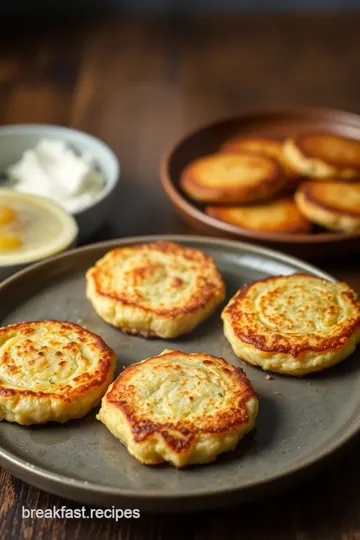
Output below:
[0,234,359,512]
[160,106,360,245]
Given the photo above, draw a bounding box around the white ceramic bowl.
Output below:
[0,124,120,241]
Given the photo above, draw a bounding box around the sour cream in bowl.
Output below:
[0,125,120,241]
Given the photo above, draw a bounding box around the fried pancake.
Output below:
[180,152,285,203]
[283,133,360,179]
[86,241,225,339]
[220,136,302,190]
[97,349,258,467]
[221,274,360,376]
[295,181,360,232]
[206,196,311,234]
[221,136,284,160]
[0,320,116,425]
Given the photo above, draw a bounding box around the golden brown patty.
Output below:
[86,241,225,339]
[284,133,360,179]
[0,320,116,424]
[220,136,302,190]
[206,196,311,234]
[295,181,360,232]
[180,152,285,203]
[221,136,284,160]
[221,274,360,375]
[97,349,258,467]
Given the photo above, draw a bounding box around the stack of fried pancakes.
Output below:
[180,133,360,234]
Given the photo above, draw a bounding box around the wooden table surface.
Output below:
[1,13,360,539]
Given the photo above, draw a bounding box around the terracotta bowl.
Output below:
[160,107,360,261]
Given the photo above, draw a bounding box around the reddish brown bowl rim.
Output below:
[160,106,360,245]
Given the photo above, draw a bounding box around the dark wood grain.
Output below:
[1,13,360,539]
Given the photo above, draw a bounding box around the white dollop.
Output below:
[6,139,106,213]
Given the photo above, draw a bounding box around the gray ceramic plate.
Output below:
[0,235,359,513]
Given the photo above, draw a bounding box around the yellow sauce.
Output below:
[0,206,16,226]
[0,233,23,251]
[0,206,23,252]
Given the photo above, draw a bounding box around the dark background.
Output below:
[1,0,360,13]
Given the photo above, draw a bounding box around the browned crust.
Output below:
[90,240,224,317]
[300,181,360,218]
[220,136,283,155]
[180,152,285,203]
[120,327,158,338]
[105,350,256,453]
[223,273,360,357]
[0,320,115,400]
[294,132,360,171]
[205,198,312,234]
[220,137,303,187]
